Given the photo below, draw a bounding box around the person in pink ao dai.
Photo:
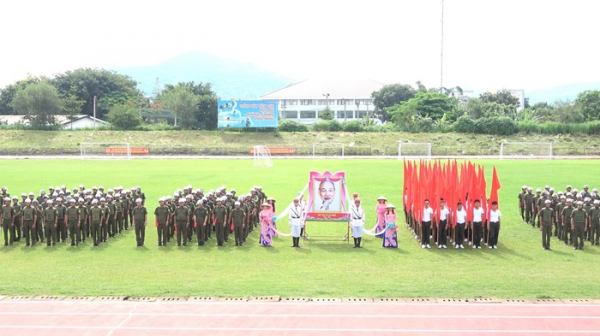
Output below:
[383,204,398,248]
[259,203,273,247]
[375,196,387,237]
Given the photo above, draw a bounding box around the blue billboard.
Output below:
[217,100,278,128]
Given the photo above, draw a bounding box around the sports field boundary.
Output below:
[0,155,599,160]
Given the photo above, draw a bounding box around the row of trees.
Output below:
[0,69,219,129]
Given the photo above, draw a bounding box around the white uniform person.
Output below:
[351,198,365,248]
[289,198,303,248]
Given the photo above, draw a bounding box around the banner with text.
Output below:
[217,100,278,128]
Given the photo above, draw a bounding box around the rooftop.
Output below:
[260,78,385,100]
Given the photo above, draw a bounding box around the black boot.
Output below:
[357,237,362,248]
[353,237,357,248]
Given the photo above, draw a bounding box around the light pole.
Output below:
[440,0,444,93]
[355,101,360,119]
[93,95,97,130]
[322,93,330,108]
[342,98,347,123]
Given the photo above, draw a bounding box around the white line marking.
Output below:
[0,326,599,333]
[105,301,137,336]
[0,312,597,319]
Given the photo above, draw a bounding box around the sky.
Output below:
[1,0,599,92]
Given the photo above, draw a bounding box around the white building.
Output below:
[260,78,385,124]
[0,114,109,129]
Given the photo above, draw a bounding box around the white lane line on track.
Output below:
[105,302,138,336]
[0,312,598,319]
[0,326,600,333]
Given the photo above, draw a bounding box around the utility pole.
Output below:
[343,98,347,123]
[440,0,445,94]
[93,95,97,130]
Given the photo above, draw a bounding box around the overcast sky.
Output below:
[1,0,599,92]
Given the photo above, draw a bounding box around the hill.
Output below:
[527,82,600,104]
[115,51,293,99]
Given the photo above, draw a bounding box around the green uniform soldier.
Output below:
[43,200,58,246]
[535,191,547,228]
[21,199,37,246]
[524,188,534,225]
[106,195,116,238]
[136,187,146,206]
[122,191,130,230]
[89,200,105,246]
[78,198,89,243]
[101,198,112,242]
[193,200,208,246]
[174,199,190,246]
[231,201,246,246]
[539,200,554,250]
[590,200,600,245]
[518,186,527,221]
[561,199,574,245]
[555,196,566,240]
[214,198,227,246]
[12,197,22,243]
[0,187,9,199]
[66,199,80,246]
[54,198,66,243]
[1,197,15,246]
[33,200,44,244]
[114,194,124,234]
[132,198,147,247]
[571,201,588,250]
[154,198,170,246]
[186,196,195,243]
[584,198,593,241]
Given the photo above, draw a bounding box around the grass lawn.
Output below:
[0,158,598,299]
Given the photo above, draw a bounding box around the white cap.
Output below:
[69,199,76,203]
[24,199,31,203]
[47,200,53,204]
[136,198,142,203]
[235,201,240,206]
[159,197,165,202]
[21,193,26,197]
[560,196,566,200]
[536,189,541,192]
[567,198,573,203]
[527,187,533,191]
[56,197,62,202]
[577,201,583,205]
[585,197,591,202]
[92,199,98,204]
[544,200,551,204]
[100,198,106,202]
[594,200,600,205]
[28,192,34,196]
[3,197,9,202]
[522,185,527,189]
[78,198,84,203]
[178,198,185,203]
[196,200,202,205]
[40,190,46,194]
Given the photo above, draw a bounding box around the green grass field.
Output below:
[0,158,599,299]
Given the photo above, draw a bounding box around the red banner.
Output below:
[249,147,295,155]
[105,147,149,155]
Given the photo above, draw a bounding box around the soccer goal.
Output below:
[80,142,131,160]
[253,145,273,167]
[499,142,553,160]
[312,143,345,158]
[398,142,432,160]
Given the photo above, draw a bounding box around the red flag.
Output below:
[155,219,158,227]
[490,166,501,207]
[194,220,197,228]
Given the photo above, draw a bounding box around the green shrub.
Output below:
[342,121,364,132]
[453,116,477,133]
[311,120,343,132]
[413,118,435,133]
[517,121,600,135]
[474,117,518,135]
[277,120,309,132]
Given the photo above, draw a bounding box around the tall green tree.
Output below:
[371,84,416,121]
[11,81,63,127]
[105,104,142,129]
[159,81,219,130]
[62,93,85,129]
[159,86,200,129]
[51,68,139,119]
[574,90,600,121]
[479,90,520,108]
[0,77,43,115]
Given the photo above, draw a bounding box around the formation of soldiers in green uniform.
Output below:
[155,185,268,247]
[518,184,600,250]
[1,185,146,247]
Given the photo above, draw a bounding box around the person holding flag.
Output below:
[421,199,434,249]
[471,200,485,249]
[437,199,450,249]
[488,201,501,249]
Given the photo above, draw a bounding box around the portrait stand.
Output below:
[302,171,351,244]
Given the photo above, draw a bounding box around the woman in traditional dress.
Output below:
[375,196,387,237]
[383,204,398,248]
[267,197,277,236]
[259,203,273,247]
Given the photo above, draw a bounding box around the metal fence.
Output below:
[0,146,599,157]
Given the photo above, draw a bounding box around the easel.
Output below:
[303,221,350,244]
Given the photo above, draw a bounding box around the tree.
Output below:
[371,84,416,121]
[159,86,200,129]
[62,93,85,129]
[159,81,219,130]
[318,106,334,120]
[386,92,454,131]
[105,104,142,129]
[0,77,43,115]
[479,90,520,108]
[11,81,63,127]
[552,100,584,124]
[51,68,140,119]
[574,90,600,121]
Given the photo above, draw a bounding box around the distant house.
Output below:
[0,115,110,129]
[260,78,385,125]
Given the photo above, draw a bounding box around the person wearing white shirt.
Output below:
[488,201,501,249]
[421,199,434,248]
[288,198,304,248]
[437,199,450,249]
[472,200,485,249]
[455,202,467,249]
[350,198,365,248]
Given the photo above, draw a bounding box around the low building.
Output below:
[0,114,109,129]
[260,78,385,124]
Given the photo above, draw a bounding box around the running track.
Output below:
[0,300,599,335]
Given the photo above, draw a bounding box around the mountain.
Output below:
[114,51,293,99]
[526,82,600,104]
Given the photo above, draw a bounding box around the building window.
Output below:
[356,110,367,118]
[336,111,352,119]
[286,99,298,106]
[300,99,314,105]
[284,111,298,119]
[336,99,352,106]
[300,111,316,119]
[317,99,329,105]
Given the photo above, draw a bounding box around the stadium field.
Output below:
[0,158,598,299]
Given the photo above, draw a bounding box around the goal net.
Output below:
[398,142,432,160]
[252,146,273,167]
[80,142,131,160]
[499,142,553,160]
[312,143,345,158]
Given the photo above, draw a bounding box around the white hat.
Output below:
[3,197,9,202]
[100,198,106,202]
[594,200,600,205]
[69,199,76,203]
[544,185,550,189]
[577,201,584,205]
[47,200,53,204]
[40,190,46,194]
[106,195,113,199]
[21,193,26,197]
[56,197,63,202]
[234,201,240,206]
[593,188,598,192]
[178,199,185,203]
[28,192,34,196]
[377,196,387,201]
[261,202,271,207]
[544,200,551,204]
[560,196,566,200]
[11,196,18,200]
[573,188,578,192]
[24,199,31,203]
[527,187,533,191]
[159,197,165,202]
[536,189,541,192]
[196,200,202,206]
[522,185,527,189]
[567,198,573,203]
[386,204,396,209]
[136,198,142,203]
[78,198,84,203]
[585,197,591,202]
[92,199,98,204]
